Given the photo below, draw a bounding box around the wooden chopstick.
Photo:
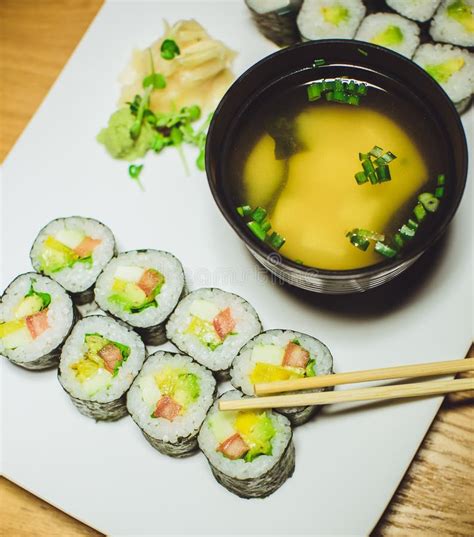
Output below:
[254,358,474,396]
[218,377,474,411]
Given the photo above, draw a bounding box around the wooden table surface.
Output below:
[0,1,473,535]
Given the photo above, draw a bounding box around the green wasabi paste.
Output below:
[97,108,155,161]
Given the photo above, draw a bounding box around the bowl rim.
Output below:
[205,39,469,278]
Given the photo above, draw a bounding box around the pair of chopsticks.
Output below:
[219,358,474,411]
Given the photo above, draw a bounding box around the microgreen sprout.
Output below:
[128,164,144,190]
[161,39,180,60]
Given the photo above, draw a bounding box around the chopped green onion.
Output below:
[375,241,397,258]
[347,95,360,106]
[435,186,445,199]
[358,48,368,56]
[362,158,376,176]
[251,206,267,223]
[349,234,370,251]
[307,83,322,101]
[369,146,384,158]
[358,229,385,241]
[393,233,404,250]
[236,205,252,217]
[356,146,396,186]
[294,259,304,265]
[400,224,416,240]
[413,202,427,222]
[334,79,344,92]
[437,173,446,186]
[355,171,368,184]
[313,58,326,67]
[383,151,396,163]
[375,152,397,166]
[376,164,391,182]
[418,192,440,213]
[237,205,284,249]
[347,80,357,93]
[323,80,335,91]
[329,89,346,103]
[268,232,285,250]
[407,218,419,230]
[357,83,368,96]
[160,39,180,60]
[368,172,378,185]
[346,228,383,251]
[247,221,266,241]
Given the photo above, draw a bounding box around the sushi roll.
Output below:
[0,273,76,370]
[245,0,303,47]
[30,216,116,305]
[58,315,146,420]
[94,250,185,346]
[414,43,474,112]
[127,351,216,457]
[198,390,295,498]
[430,0,474,47]
[230,330,333,426]
[355,13,420,58]
[297,0,366,40]
[385,0,441,23]
[166,288,262,378]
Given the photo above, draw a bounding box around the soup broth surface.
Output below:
[229,81,445,270]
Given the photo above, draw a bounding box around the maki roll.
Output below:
[198,390,295,499]
[245,0,303,47]
[297,0,366,40]
[414,43,474,112]
[230,330,333,426]
[58,315,146,421]
[385,0,441,23]
[0,273,76,370]
[430,1,474,47]
[94,250,185,345]
[166,288,262,378]
[355,13,420,58]
[30,216,116,305]
[127,351,216,457]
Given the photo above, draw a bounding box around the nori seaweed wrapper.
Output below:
[245,0,303,47]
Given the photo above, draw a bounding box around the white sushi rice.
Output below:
[430,0,474,47]
[94,250,185,329]
[30,217,115,294]
[127,352,216,444]
[386,0,441,22]
[166,288,262,373]
[198,390,292,480]
[246,0,294,14]
[355,13,420,58]
[59,316,146,403]
[414,43,474,104]
[297,0,366,40]
[0,273,74,364]
[231,329,333,396]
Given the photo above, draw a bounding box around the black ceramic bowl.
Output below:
[205,40,468,294]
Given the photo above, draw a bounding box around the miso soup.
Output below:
[226,72,448,271]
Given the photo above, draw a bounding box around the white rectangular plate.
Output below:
[1,1,472,536]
